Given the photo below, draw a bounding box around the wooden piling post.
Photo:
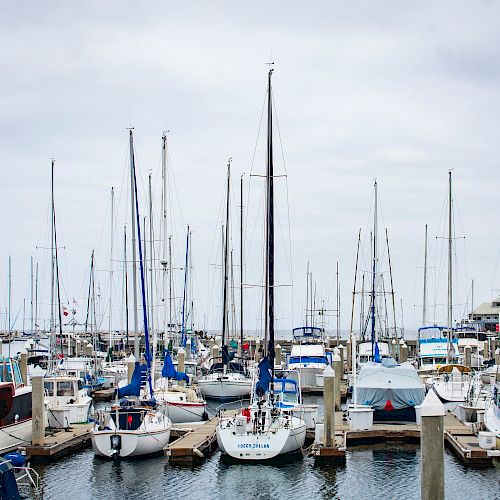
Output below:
[464,345,471,368]
[338,344,344,372]
[178,347,186,386]
[400,343,408,363]
[323,365,335,447]
[212,344,219,362]
[420,390,445,500]
[31,376,45,446]
[333,353,342,410]
[20,350,28,385]
[275,344,282,368]
[495,347,500,366]
[346,339,351,372]
[127,355,136,384]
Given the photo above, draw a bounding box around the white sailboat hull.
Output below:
[432,382,468,403]
[91,427,171,458]
[198,375,252,399]
[165,401,207,423]
[217,415,306,460]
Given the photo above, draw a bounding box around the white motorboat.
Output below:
[92,402,171,458]
[417,326,459,374]
[481,365,500,384]
[432,365,472,403]
[287,327,330,392]
[44,375,93,427]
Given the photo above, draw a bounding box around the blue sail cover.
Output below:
[161,350,189,383]
[374,342,382,363]
[117,362,146,398]
[255,356,272,397]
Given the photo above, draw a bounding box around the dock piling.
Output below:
[420,390,445,500]
[275,344,282,368]
[20,350,28,385]
[31,376,45,446]
[464,345,471,368]
[333,353,342,410]
[127,355,136,383]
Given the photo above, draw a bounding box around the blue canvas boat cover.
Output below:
[255,356,272,397]
[161,350,189,383]
[117,362,147,398]
[355,361,425,410]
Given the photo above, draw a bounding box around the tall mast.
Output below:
[371,180,378,357]
[447,171,453,364]
[385,228,397,339]
[124,226,129,353]
[8,257,11,357]
[349,228,361,342]
[336,261,340,343]
[422,224,428,327]
[266,67,275,374]
[222,161,231,351]
[305,261,309,328]
[129,130,139,360]
[168,236,173,343]
[109,187,114,359]
[161,133,168,347]
[181,226,189,348]
[240,173,244,345]
[30,256,34,335]
[35,261,39,335]
[50,159,55,335]
[148,172,156,379]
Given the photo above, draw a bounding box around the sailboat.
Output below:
[217,68,306,460]
[198,162,252,400]
[92,130,172,459]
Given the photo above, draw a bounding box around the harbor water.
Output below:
[32,442,499,499]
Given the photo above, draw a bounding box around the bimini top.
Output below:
[418,326,450,333]
[437,364,471,374]
[292,326,324,339]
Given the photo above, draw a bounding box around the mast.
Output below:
[385,228,397,339]
[265,67,275,378]
[349,228,361,342]
[124,226,129,354]
[336,261,340,343]
[129,130,139,360]
[35,261,39,335]
[148,172,156,380]
[305,261,310,328]
[222,161,231,352]
[131,143,154,396]
[371,180,378,358]
[240,173,244,345]
[422,224,428,327]
[181,226,189,348]
[30,256,34,335]
[8,257,11,356]
[50,159,55,336]
[447,171,453,364]
[109,187,114,359]
[161,133,168,348]
[168,235,173,344]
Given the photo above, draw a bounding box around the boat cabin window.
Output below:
[57,381,75,397]
[44,381,54,396]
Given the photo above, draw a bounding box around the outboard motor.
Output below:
[110,434,122,459]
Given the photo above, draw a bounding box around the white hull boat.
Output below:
[432,366,472,403]
[484,379,500,437]
[217,407,306,460]
[92,405,172,458]
[198,372,252,400]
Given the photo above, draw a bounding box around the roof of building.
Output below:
[472,297,500,315]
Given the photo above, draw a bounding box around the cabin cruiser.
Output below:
[417,326,458,373]
[358,341,390,365]
[354,357,425,422]
[0,356,32,454]
[287,327,331,391]
[43,375,93,427]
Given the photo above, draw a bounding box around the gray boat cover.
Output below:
[355,359,425,410]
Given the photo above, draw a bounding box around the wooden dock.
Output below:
[165,416,220,465]
[22,424,93,462]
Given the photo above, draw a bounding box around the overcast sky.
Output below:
[1,1,500,336]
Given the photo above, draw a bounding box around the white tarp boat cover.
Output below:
[355,359,425,410]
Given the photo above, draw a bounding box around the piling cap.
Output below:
[276,344,281,349]
[127,355,136,363]
[420,390,445,417]
[399,338,405,345]
[333,353,342,362]
[495,348,500,355]
[178,347,186,354]
[391,339,397,345]
[323,365,335,378]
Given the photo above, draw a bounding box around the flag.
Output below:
[63,306,69,316]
